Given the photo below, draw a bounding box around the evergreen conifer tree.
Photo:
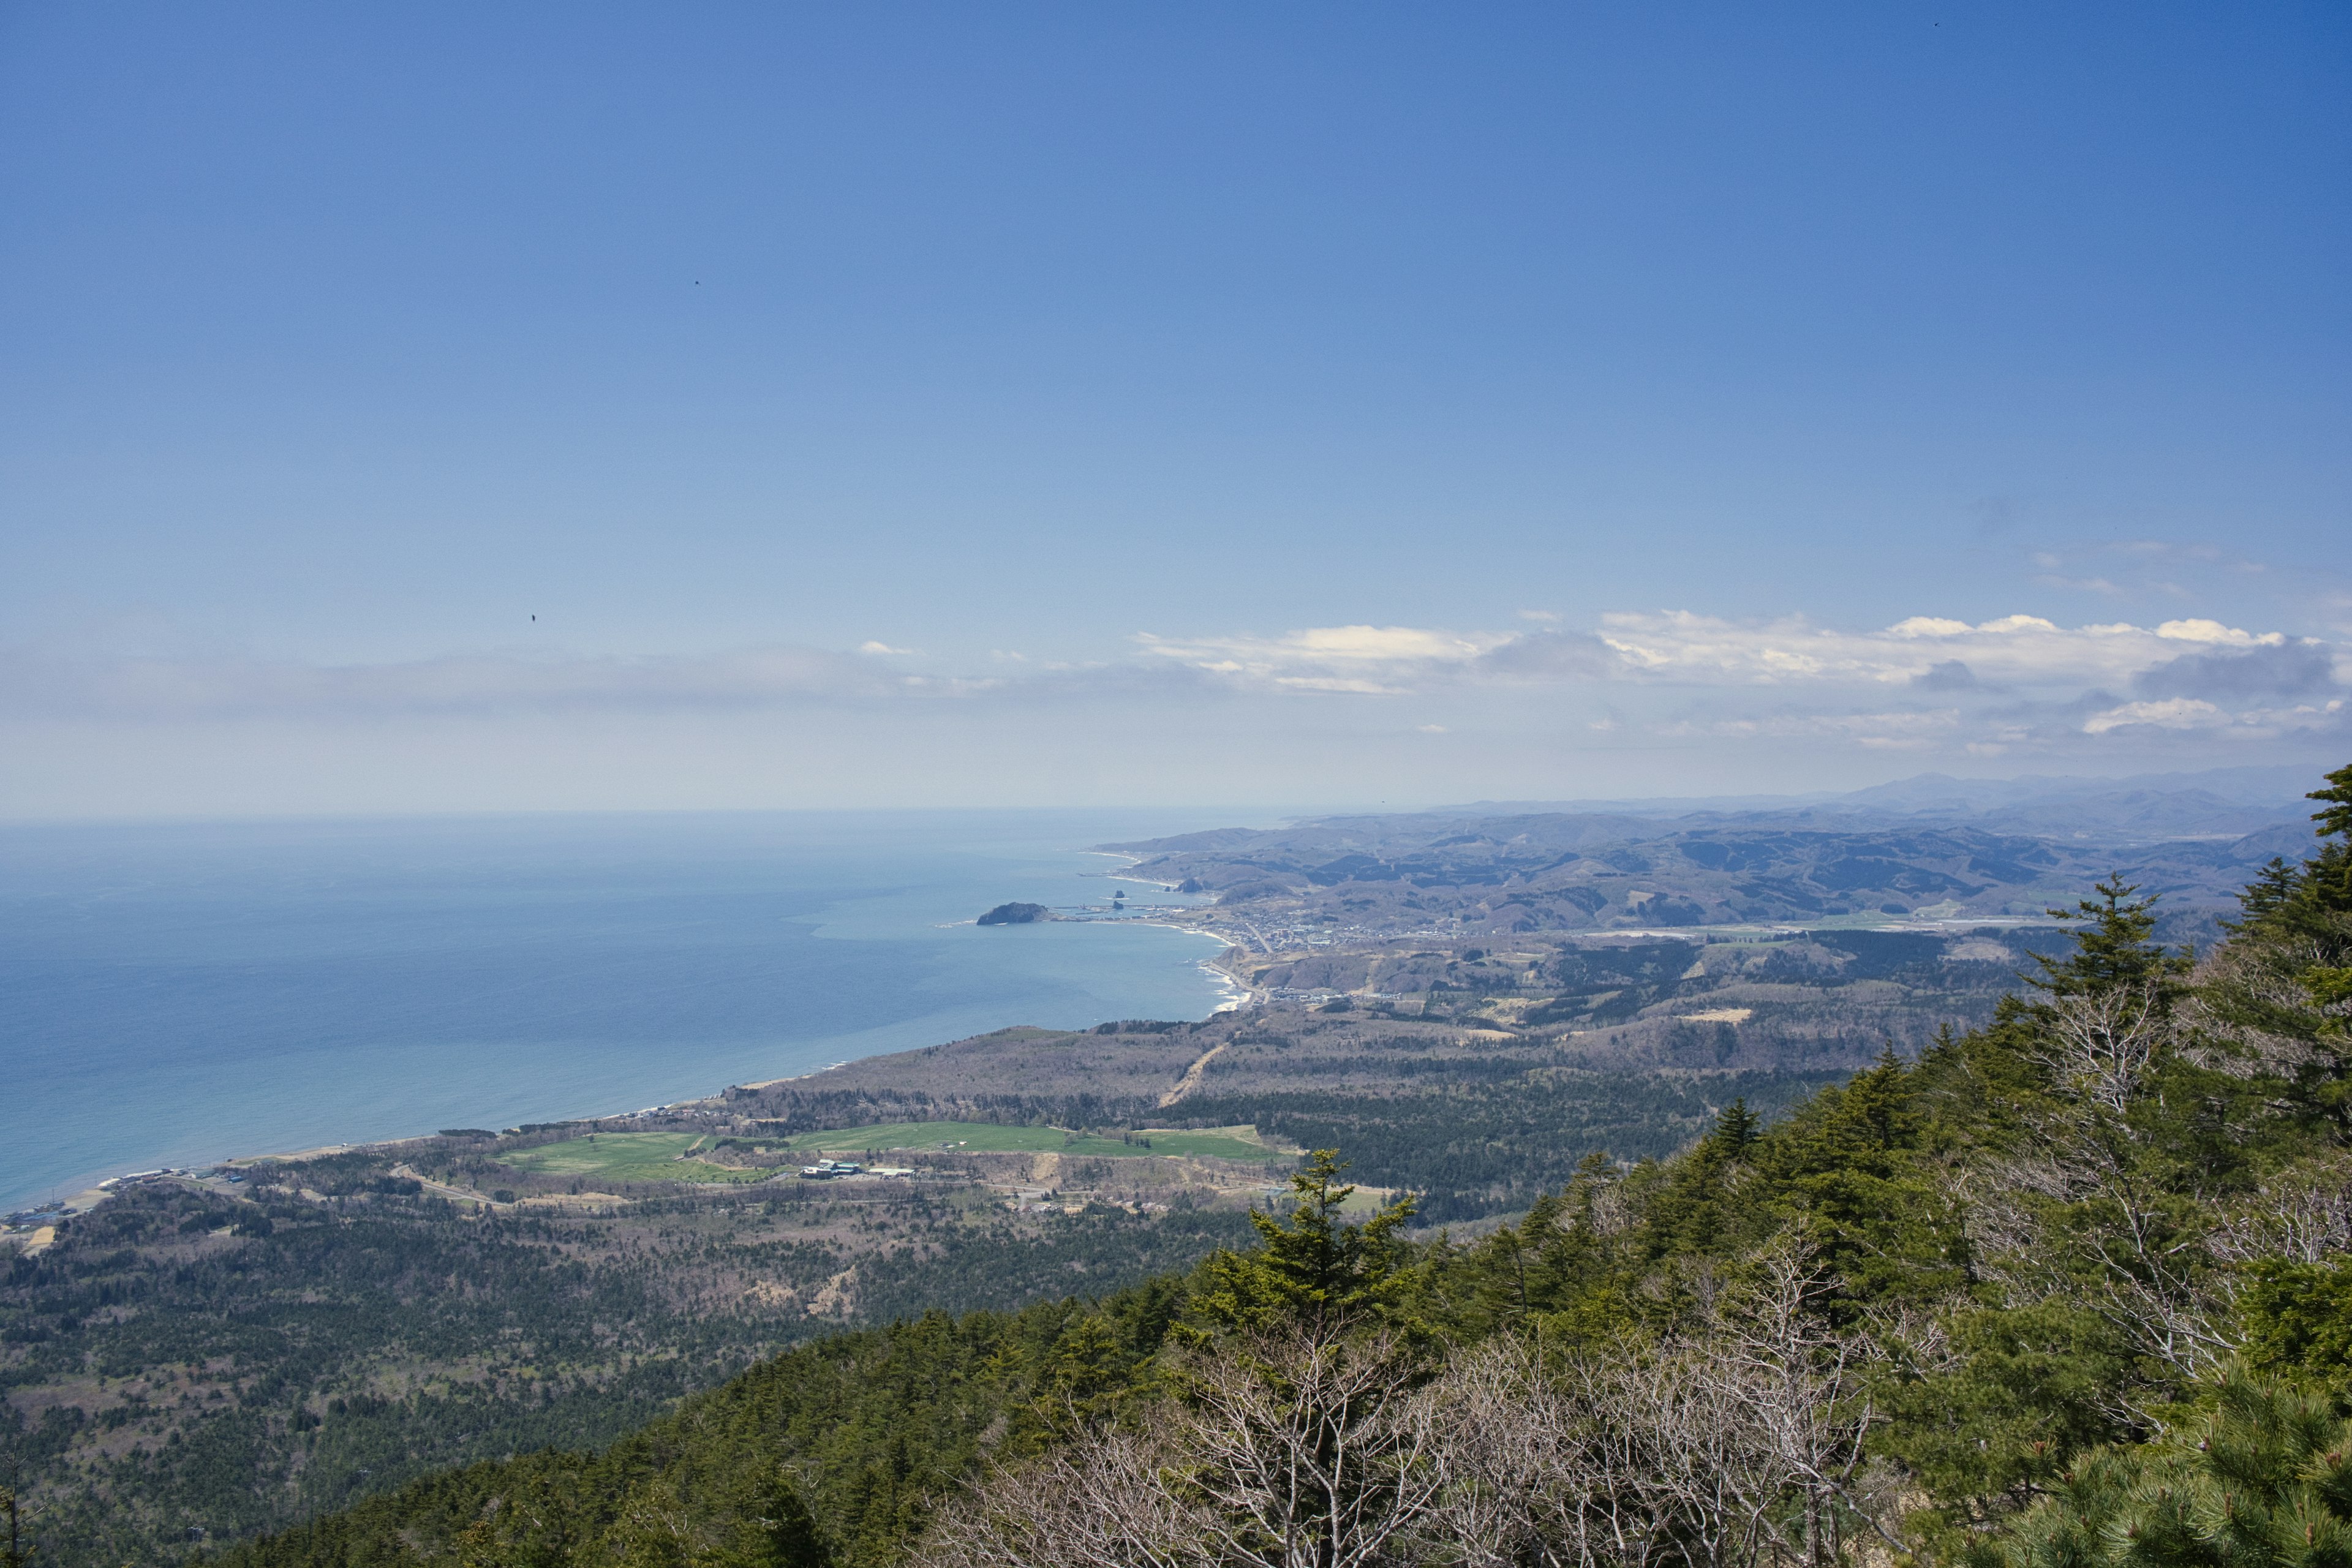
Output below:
[2004,1374,2352,1568]
[2027,874,2189,1005]
[2310,763,2352,911]
[1711,1096,1761,1157]
[2201,760,2352,1127]
[749,1479,831,1568]
[1186,1149,1418,1338]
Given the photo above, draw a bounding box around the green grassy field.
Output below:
[1133,1127,1297,1163]
[773,1121,1291,1163]
[500,1131,771,1184]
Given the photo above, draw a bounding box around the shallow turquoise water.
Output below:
[0,810,1237,1211]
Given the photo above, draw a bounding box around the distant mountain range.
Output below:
[1445,764,2320,837]
[1101,766,2331,941]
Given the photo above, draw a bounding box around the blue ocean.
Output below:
[0,811,1242,1212]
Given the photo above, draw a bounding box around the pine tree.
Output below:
[1185,1150,1418,1338]
[2311,763,2352,913]
[2199,761,2352,1129]
[1711,1096,1761,1157]
[2003,1373,2352,1568]
[2027,874,2188,1005]
[2231,856,2305,926]
[2242,1256,2352,1384]
[747,1477,831,1568]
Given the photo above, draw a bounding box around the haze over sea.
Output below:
[0,811,1239,1212]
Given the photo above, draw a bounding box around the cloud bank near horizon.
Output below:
[9,609,2346,765]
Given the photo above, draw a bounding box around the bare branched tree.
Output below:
[1175,1329,1446,1568]
[917,1425,1208,1568]
[1413,1336,1685,1568]
[2209,1156,2352,1265]
[917,1329,1444,1568]
[1411,1242,1891,1568]
[2032,984,2169,1128]
[1694,1245,1887,1568]
[1964,985,2240,1393]
[921,1248,1893,1568]
[2188,927,2352,1079]
[1412,1340,1567,1568]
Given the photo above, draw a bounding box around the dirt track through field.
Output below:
[1159,1041,1227,1107]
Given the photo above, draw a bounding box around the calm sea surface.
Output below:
[0,810,1242,1212]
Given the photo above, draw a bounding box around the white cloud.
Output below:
[1596,611,2290,688]
[2083,696,2345,737]
[7,610,2338,776]
[1135,625,1513,694]
[2153,618,2282,647]
[2081,698,2226,734]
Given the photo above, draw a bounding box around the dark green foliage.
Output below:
[1177,1068,1845,1223]
[2311,763,2352,909]
[218,1278,1210,1568]
[2245,1260,2352,1383]
[1186,1151,1417,1337]
[0,1186,1254,1567]
[1711,1096,1761,1156]
[2003,1376,2352,1568]
[2027,873,2193,1001]
[2198,763,2352,1131]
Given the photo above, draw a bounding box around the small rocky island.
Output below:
[975,902,1052,925]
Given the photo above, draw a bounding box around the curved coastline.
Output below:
[0,817,1248,1215]
[4,882,1242,1216]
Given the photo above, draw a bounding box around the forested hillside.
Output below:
[0,1187,1257,1565]
[200,765,2352,1568]
[738,925,2075,1224]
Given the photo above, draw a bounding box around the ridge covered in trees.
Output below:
[171,764,2352,1566]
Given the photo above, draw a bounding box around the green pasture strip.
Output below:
[1127,1129,1290,1163]
[774,1121,1120,1155]
[775,1121,1291,1163]
[500,1131,769,1185]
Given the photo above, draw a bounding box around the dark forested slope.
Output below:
[0,1186,1254,1566]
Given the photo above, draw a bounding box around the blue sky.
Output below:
[2,3,2346,815]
